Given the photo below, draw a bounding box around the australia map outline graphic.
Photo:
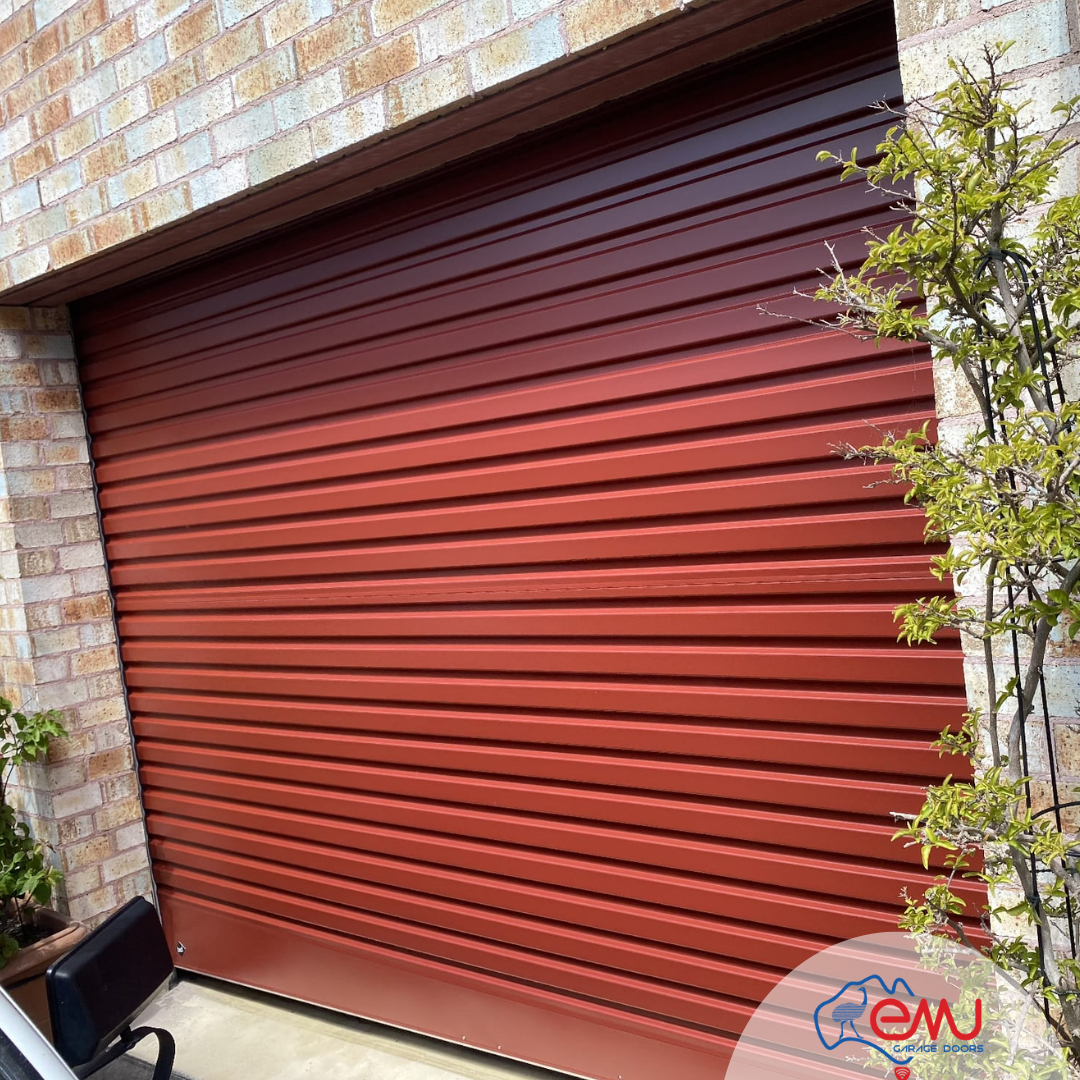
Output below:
[814,976,918,1066]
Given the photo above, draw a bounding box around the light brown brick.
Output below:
[114,870,153,906]
[59,540,102,570]
[72,646,117,676]
[86,670,122,697]
[44,50,87,97]
[53,782,103,818]
[69,884,119,925]
[344,32,418,98]
[385,54,465,126]
[25,608,63,638]
[57,814,95,846]
[13,141,56,183]
[1054,724,1080,777]
[78,696,126,727]
[41,759,88,791]
[62,593,111,622]
[147,56,196,107]
[31,625,81,653]
[63,516,101,543]
[90,14,136,65]
[31,95,72,140]
[312,94,384,156]
[24,814,61,850]
[65,864,103,896]
[0,51,24,93]
[79,623,115,648]
[108,159,156,205]
[138,0,189,36]
[0,307,32,329]
[22,220,67,262]
[166,1,219,57]
[41,204,78,260]
[233,47,294,104]
[295,5,368,75]
[83,138,128,182]
[0,9,36,59]
[99,774,139,808]
[134,183,192,229]
[155,132,211,182]
[94,795,141,831]
[0,362,41,385]
[3,659,38,685]
[6,497,47,523]
[18,549,56,575]
[421,0,506,62]
[64,0,109,43]
[63,833,111,871]
[1,416,47,439]
[46,731,93,763]
[6,71,45,118]
[102,847,149,883]
[894,0,967,38]
[26,601,61,630]
[370,0,439,36]
[55,115,97,161]
[49,231,93,269]
[202,21,260,80]
[176,84,233,139]
[32,388,80,410]
[272,68,341,126]
[247,126,311,182]
[562,0,678,52]
[87,747,132,779]
[90,723,133,754]
[0,440,36,468]
[43,440,87,465]
[66,184,105,227]
[101,85,151,135]
[24,25,63,72]
[114,821,146,852]
[13,470,56,496]
[263,0,328,47]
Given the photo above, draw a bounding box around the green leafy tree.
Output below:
[800,45,1080,1058]
[0,696,66,965]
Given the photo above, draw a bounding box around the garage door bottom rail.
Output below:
[161,892,735,1080]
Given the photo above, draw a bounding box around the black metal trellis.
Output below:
[974,248,1078,1014]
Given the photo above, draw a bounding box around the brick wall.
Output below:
[0,305,150,927]
[0,0,697,292]
[893,0,1080,895]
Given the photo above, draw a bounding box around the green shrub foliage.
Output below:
[810,45,1080,1056]
[0,696,66,965]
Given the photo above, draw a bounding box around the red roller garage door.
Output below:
[73,11,969,1080]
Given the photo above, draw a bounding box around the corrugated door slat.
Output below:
[74,13,970,1080]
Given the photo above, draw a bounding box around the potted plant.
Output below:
[0,695,87,1037]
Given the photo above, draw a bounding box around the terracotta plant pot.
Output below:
[0,906,89,1041]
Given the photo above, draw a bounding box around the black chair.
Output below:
[46,898,175,1080]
